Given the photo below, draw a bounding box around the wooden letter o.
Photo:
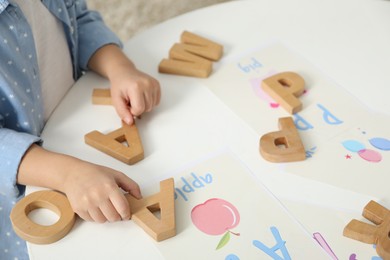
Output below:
[10,190,76,244]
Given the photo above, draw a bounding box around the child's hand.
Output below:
[88,44,161,125]
[18,145,142,223]
[62,162,142,223]
[110,67,161,125]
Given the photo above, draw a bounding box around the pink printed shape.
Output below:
[358,149,382,163]
[191,198,240,236]
[251,78,279,108]
[250,70,280,108]
[313,232,338,260]
[250,71,308,109]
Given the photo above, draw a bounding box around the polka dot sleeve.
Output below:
[0,128,41,198]
[0,193,29,260]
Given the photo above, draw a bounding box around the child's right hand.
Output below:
[17,144,142,223]
[62,162,142,223]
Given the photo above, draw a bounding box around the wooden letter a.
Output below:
[126,178,176,242]
[84,122,144,165]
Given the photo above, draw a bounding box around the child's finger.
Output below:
[88,207,107,223]
[116,174,142,200]
[109,190,131,221]
[111,93,134,125]
[75,209,93,222]
[100,199,123,222]
[154,85,161,106]
[128,89,145,117]
[144,92,154,112]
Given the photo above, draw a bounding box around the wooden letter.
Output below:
[158,31,223,78]
[259,117,306,162]
[126,178,176,241]
[85,122,144,165]
[180,31,223,61]
[11,179,176,244]
[10,190,76,244]
[262,72,305,114]
[159,43,213,78]
[92,88,112,105]
[343,200,390,260]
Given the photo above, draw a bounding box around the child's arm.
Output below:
[88,44,161,125]
[17,144,141,222]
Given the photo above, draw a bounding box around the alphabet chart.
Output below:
[204,43,390,199]
[151,151,328,259]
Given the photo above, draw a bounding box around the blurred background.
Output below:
[87,0,232,41]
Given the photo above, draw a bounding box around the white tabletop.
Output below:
[27,0,390,259]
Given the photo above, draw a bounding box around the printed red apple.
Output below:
[191,198,240,250]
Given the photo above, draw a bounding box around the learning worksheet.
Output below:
[205,43,369,141]
[204,43,390,199]
[285,112,390,199]
[152,151,328,259]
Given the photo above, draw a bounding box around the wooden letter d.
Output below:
[259,117,306,162]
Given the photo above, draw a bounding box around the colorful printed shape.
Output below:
[191,198,240,250]
[341,139,383,163]
[191,198,240,236]
[250,77,280,108]
[358,149,382,163]
[369,137,390,151]
[225,254,240,260]
[313,232,338,260]
[342,140,366,153]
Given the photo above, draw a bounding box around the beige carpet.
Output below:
[87,0,231,41]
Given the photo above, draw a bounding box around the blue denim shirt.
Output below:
[0,1,121,259]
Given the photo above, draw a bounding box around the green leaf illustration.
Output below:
[216,231,230,250]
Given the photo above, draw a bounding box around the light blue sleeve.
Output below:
[0,124,30,258]
[0,122,42,198]
[75,0,123,71]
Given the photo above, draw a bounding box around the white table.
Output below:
[27,0,390,259]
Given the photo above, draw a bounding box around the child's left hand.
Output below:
[109,66,161,125]
[88,44,161,125]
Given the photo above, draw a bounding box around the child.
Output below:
[0,1,161,259]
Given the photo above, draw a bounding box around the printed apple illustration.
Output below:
[191,198,240,250]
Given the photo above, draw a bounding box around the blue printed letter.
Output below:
[293,114,313,131]
[317,104,343,125]
[253,226,291,260]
